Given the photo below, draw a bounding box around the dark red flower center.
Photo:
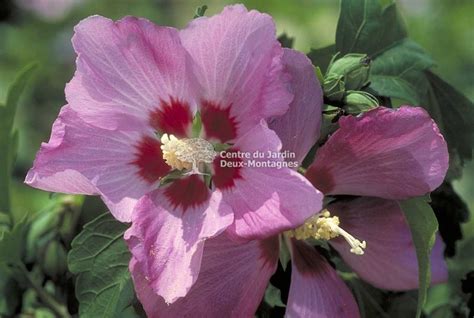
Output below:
[164,175,209,210]
[131,98,243,208]
[212,149,243,189]
[201,100,237,143]
[149,98,193,138]
[131,136,170,183]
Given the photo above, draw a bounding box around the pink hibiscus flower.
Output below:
[128,53,450,316]
[25,5,324,303]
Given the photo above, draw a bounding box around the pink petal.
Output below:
[212,120,280,191]
[269,48,323,164]
[217,122,323,241]
[306,106,449,199]
[328,197,448,290]
[25,106,155,222]
[287,240,360,318]
[130,234,279,317]
[225,167,323,241]
[124,183,233,304]
[180,5,292,141]
[67,15,199,130]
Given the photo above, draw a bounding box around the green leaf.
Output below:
[264,283,285,308]
[5,63,38,115]
[424,284,452,316]
[425,71,474,163]
[0,264,20,316]
[335,0,407,57]
[193,4,208,18]
[369,40,434,105]
[68,213,137,318]
[8,130,19,174]
[307,44,335,73]
[0,63,37,213]
[399,197,439,318]
[0,218,28,264]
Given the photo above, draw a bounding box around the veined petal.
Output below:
[224,167,323,241]
[180,5,292,142]
[25,105,156,222]
[306,106,449,199]
[124,178,233,303]
[217,123,323,241]
[287,239,360,318]
[328,197,448,290]
[269,48,323,165]
[67,15,199,130]
[130,234,279,317]
[212,120,282,191]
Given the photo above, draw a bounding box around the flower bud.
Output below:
[327,53,371,91]
[25,211,60,263]
[343,91,379,115]
[41,240,67,278]
[323,74,345,102]
[58,195,83,243]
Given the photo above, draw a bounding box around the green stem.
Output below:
[16,263,71,318]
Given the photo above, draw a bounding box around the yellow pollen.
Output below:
[160,134,216,174]
[286,209,367,255]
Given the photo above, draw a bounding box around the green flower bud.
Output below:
[322,104,341,115]
[323,74,345,102]
[327,53,371,91]
[25,211,60,263]
[58,195,83,243]
[343,91,379,115]
[41,241,67,278]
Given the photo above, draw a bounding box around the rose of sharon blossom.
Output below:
[25,5,324,303]
[130,52,450,316]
